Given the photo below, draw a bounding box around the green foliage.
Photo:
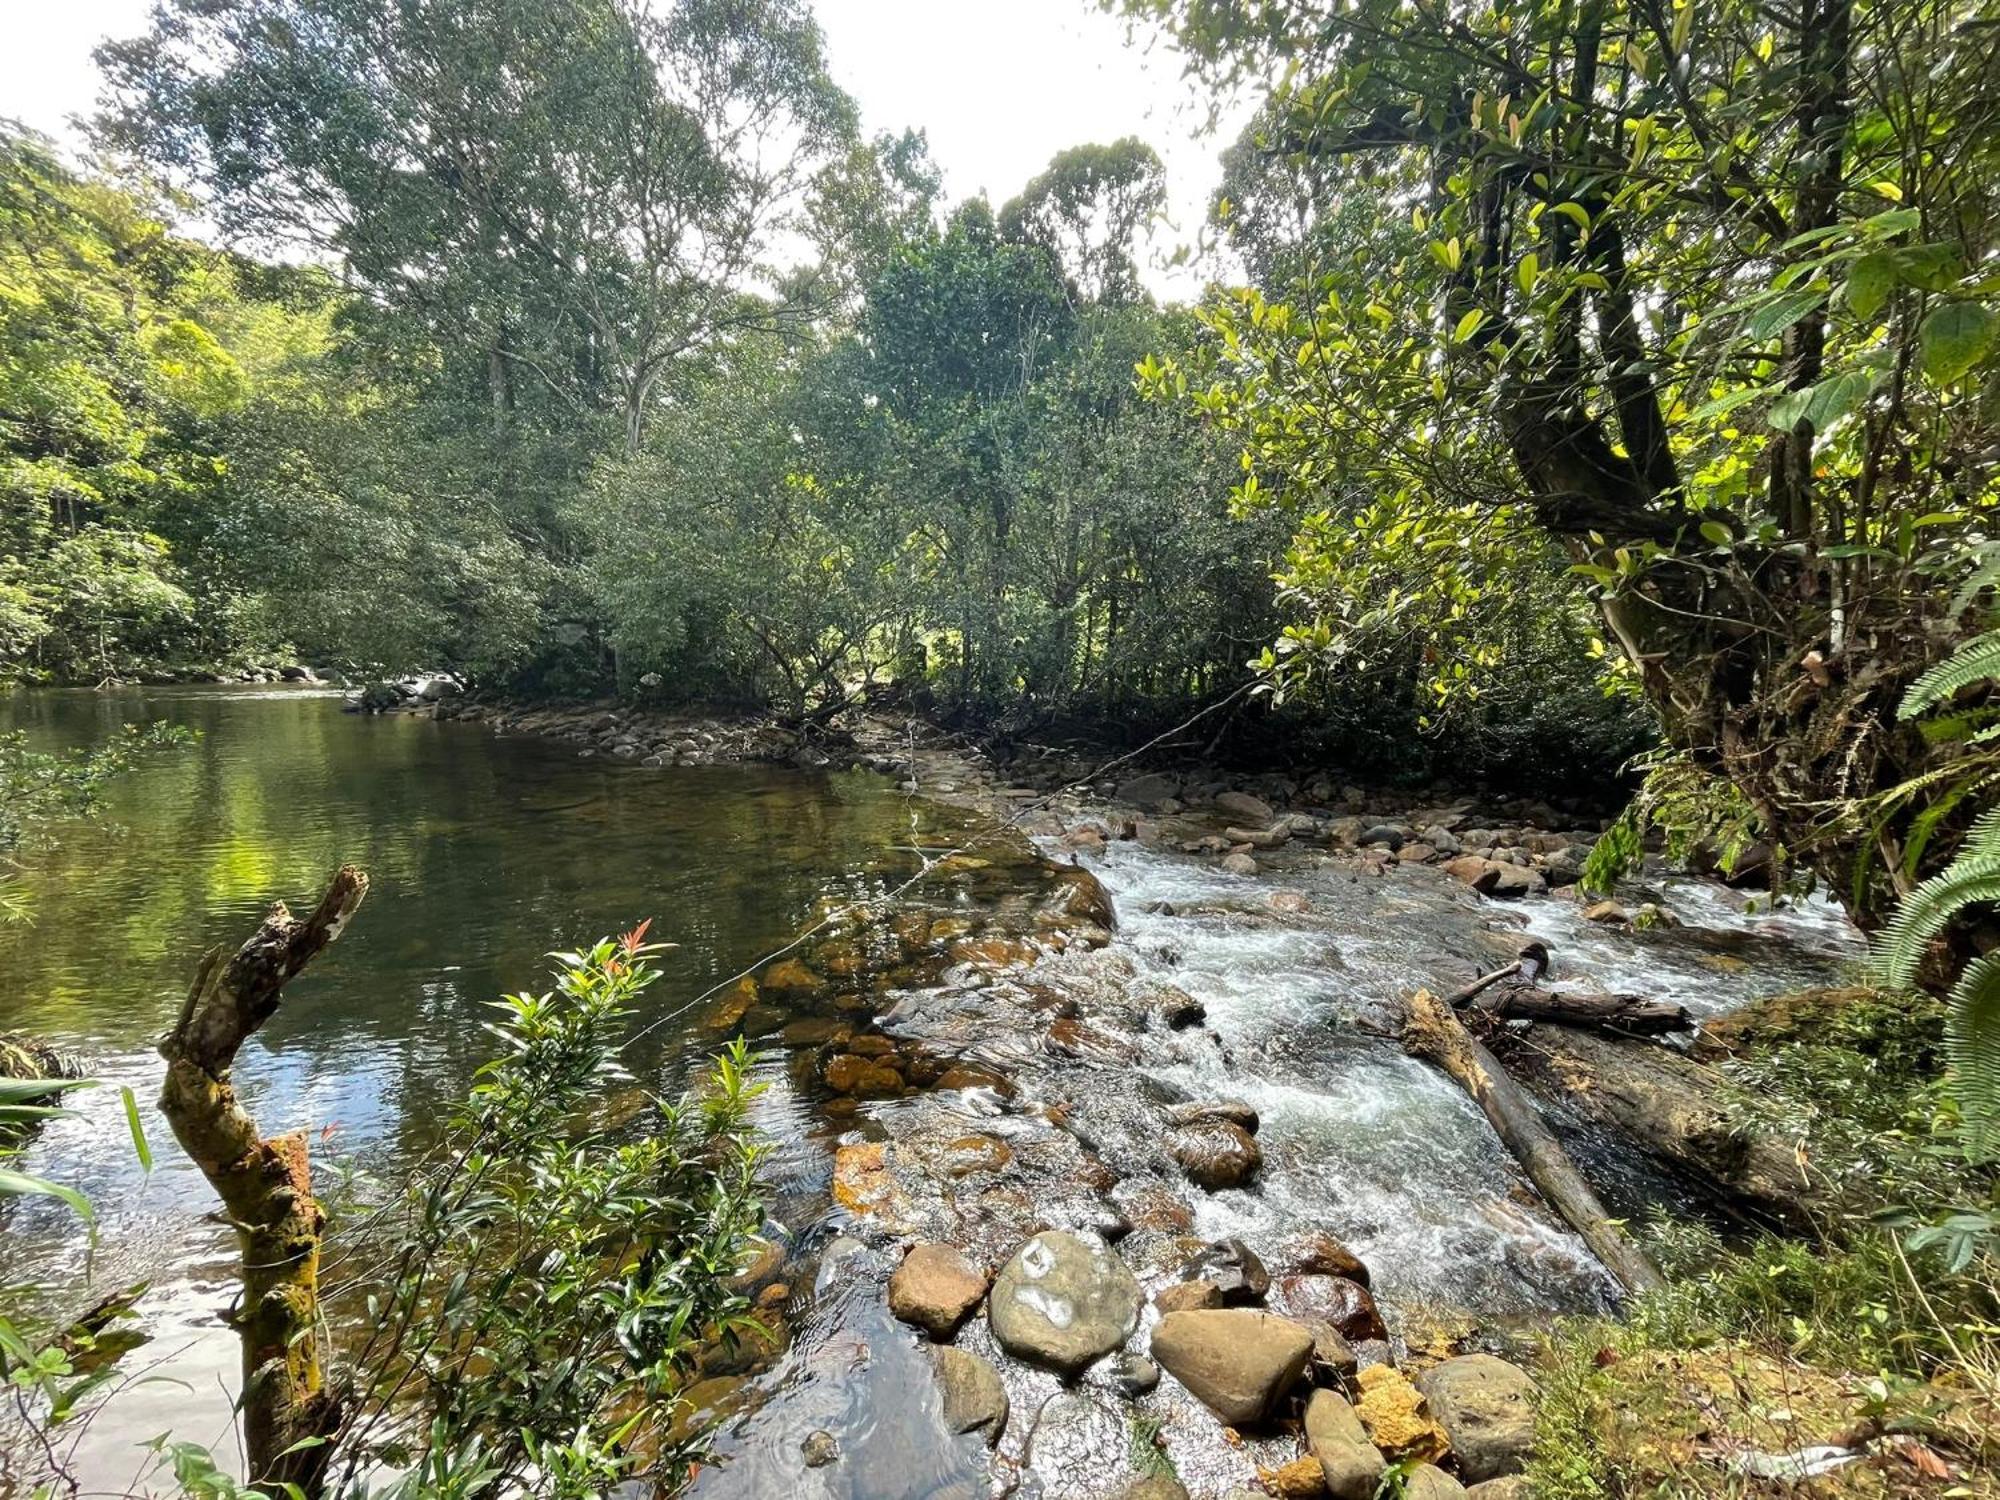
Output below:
[1582,751,1768,894]
[315,927,767,1496]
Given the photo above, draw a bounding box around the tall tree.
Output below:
[99,0,859,453]
[1125,0,2000,930]
[1000,137,1166,306]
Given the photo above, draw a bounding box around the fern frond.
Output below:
[1902,629,2000,720]
[1950,547,2000,617]
[1871,852,2000,987]
[1946,953,2000,1163]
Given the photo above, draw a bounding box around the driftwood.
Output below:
[1489,1022,1819,1230]
[158,866,369,1492]
[1403,987,1666,1297]
[1444,955,1693,1037]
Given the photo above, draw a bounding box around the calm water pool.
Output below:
[0,685,989,1485]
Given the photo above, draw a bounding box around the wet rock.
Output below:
[1024,1391,1138,1499]
[888,1243,989,1338]
[933,1062,1015,1096]
[664,1373,748,1447]
[1269,889,1312,914]
[1416,1354,1535,1482]
[1045,865,1118,931]
[1216,790,1276,823]
[1404,1465,1467,1499]
[1359,824,1405,849]
[940,1134,1012,1177]
[1306,1389,1386,1500]
[1155,1279,1225,1314]
[1103,1352,1161,1397]
[1274,1230,1370,1287]
[1184,1237,1270,1304]
[1225,825,1291,849]
[1164,1099,1260,1134]
[823,1053,903,1097]
[1118,773,1181,810]
[1305,1323,1361,1381]
[801,1429,839,1467]
[1150,1308,1314,1425]
[846,1034,897,1057]
[1153,987,1208,1030]
[1440,856,1543,898]
[989,1231,1143,1375]
[1220,852,1260,877]
[1582,898,1630,925]
[1267,1274,1387,1344]
[831,1142,910,1226]
[1167,1119,1263,1191]
[931,1345,1008,1446]
[760,957,824,993]
[1352,1364,1449,1463]
[727,1235,786,1292]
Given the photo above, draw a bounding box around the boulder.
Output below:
[1216,790,1276,823]
[1220,852,1260,876]
[1404,1465,1468,1499]
[931,1345,1008,1446]
[1118,773,1181,810]
[1465,1479,1532,1499]
[1182,1236,1270,1304]
[1153,988,1208,1030]
[1155,1279,1225,1314]
[1267,1274,1387,1343]
[1150,1309,1314,1425]
[1440,856,1544,898]
[1352,1364,1449,1463]
[1583,899,1630,925]
[1164,1100,1260,1134]
[989,1231,1143,1375]
[1359,824,1405,849]
[1305,1388,1388,1500]
[1274,1230,1370,1287]
[1416,1354,1536,1482]
[1167,1119,1262,1190]
[888,1243,989,1337]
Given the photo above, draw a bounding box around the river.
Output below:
[0,686,1868,1497]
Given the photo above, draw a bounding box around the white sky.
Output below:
[0,0,1250,300]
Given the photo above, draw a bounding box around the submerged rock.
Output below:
[930,1345,1008,1446]
[989,1231,1142,1375]
[1025,1391,1141,1499]
[1150,1308,1314,1425]
[1274,1229,1370,1287]
[888,1242,989,1338]
[1416,1354,1536,1481]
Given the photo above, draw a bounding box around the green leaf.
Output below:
[1516,252,1539,297]
[1845,252,1896,321]
[121,1085,153,1172]
[1746,289,1823,343]
[1918,302,1998,385]
[1699,520,1733,546]
[1452,309,1486,343]
[0,1167,93,1222]
[1690,385,1772,420]
[1768,368,1872,431]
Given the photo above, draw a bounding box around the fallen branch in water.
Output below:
[158,865,369,1494]
[1403,985,1666,1297]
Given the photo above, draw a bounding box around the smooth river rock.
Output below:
[1166,1119,1262,1190]
[930,1345,1008,1445]
[1416,1353,1537,1481]
[989,1230,1142,1375]
[888,1242,989,1337]
[1305,1388,1388,1500]
[1150,1308,1313,1425]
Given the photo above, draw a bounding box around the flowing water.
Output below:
[0,687,1869,1496]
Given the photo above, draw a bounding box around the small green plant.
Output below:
[1583,749,1770,896]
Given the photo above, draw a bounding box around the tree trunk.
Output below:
[1403,987,1666,1297]
[1487,1021,1820,1231]
[158,866,370,1494]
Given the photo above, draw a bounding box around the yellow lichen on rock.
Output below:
[1353,1363,1450,1464]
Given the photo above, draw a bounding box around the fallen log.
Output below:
[158,865,369,1494]
[1472,986,1694,1036]
[1487,1021,1818,1231]
[1403,987,1666,1297]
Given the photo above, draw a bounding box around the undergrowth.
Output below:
[1529,988,2000,1496]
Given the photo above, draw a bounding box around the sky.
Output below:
[0,0,1251,299]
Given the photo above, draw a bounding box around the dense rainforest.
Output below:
[3,0,2000,1494]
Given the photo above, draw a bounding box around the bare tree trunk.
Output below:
[158,866,370,1494]
[1403,987,1665,1297]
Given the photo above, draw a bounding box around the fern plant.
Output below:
[1875,626,2000,1161]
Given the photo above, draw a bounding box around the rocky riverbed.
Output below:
[516,713,1865,1499]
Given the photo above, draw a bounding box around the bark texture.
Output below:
[1489,1021,1819,1230]
[1403,987,1666,1297]
[158,865,369,1493]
